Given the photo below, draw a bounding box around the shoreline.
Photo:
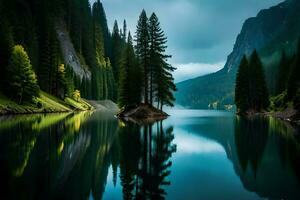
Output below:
[239,108,300,126]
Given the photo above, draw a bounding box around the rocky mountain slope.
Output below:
[176,0,300,109]
[55,21,91,80]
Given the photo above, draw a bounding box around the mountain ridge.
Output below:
[176,0,300,109]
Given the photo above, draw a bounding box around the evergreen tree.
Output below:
[287,38,300,100]
[118,33,141,107]
[122,20,127,41]
[0,18,14,90]
[93,2,106,67]
[235,51,269,112]
[235,55,250,113]
[276,50,293,95]
[65,65,75,97]
[149,13,176,109]
[38,15,51,92]
[94,0,111,58]
[7,45,39,103]
[92,0,107,100]
[57,64,67,98]
[111,20,122,91]
[135,10,150,104]
[106,58,117,100]
[249,50,269,110]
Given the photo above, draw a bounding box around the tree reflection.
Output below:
[1,112,177,200]
[0,112,119,200]
[234,116,300,199]
[118,120,176,200]
[234,116,269,175]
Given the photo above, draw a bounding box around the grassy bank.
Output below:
[0,91,93,115]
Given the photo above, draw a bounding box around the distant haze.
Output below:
[90,0,283,82]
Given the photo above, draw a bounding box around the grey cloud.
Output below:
[90,0,283,64]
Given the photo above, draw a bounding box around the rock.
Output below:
[117,104,169,124]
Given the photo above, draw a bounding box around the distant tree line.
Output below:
[235,38,300,113]
[0,0,176,109]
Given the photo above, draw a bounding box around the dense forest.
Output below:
[0,0,176,112]
[235,39,300,114]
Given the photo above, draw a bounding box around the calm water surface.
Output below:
[0,110,300,200]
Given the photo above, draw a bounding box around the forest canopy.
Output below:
[0,0,176,110]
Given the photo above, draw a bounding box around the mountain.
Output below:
[175,0,300,109]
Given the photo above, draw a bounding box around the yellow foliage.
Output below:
[72,90,81,102]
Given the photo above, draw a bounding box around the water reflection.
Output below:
[0,112,176,200]
[1,111,300,199]
[235,116,269,174]
[111,121,176,200]
[234,116,300,199]
[0,112,117,199]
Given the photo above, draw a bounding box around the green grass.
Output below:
[0,91,94,115]
[64,97,93,111]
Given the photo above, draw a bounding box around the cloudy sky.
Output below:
[90,0,283,82]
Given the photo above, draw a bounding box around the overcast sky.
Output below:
[90,0,283,82]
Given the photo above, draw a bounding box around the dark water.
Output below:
[0,110,300,200]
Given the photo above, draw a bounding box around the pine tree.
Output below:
[111,20,122,92]
[7,45,39,103]
[235,55,250,113]
[38,19,51,92]
[65,65,75,97]
[92,0,106,66]
[276,50,293,95]
[135,10,150,104]
[155,60,177,110]
[287,38,300,100]
[235,51,269,112]
[0,18,14,90]
[57,64,67,98]
[249,50,269,111]
[94,0,111,57]
[149,13,176,110]
[106,58,116,100]
[118,33,140,107]
[122,20,127,41]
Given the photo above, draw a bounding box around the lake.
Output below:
[0,110,300,200]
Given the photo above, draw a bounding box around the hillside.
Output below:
[0,91,93,115]
[176,0,300,109]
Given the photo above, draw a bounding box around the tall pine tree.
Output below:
[287,38,300,100]
[135,10,150,104]
[235,55,250,113]
[149,13,176,109]
[118,33,141,107]
[276,50,290,95]
[111,20,122,88]
[235,51,269,113]
[0,17,14,90]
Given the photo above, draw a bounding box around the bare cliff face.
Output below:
[55,21,91,80]
[176,0,300,109]
[225,0,299,72]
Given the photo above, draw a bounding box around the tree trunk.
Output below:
[18,89,23,105]
[150,69,153,105]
